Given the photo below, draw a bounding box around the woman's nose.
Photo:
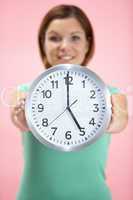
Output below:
[59,39,70,50]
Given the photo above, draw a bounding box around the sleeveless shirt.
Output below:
[16,83,119,200]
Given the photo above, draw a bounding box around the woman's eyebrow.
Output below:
[47,31,59,35]
[47,31,84,35]
[71,31,84,35]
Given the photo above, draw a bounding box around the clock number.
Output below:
[42,118,48,127]
[90,90,96,99]
[51,80,58,89]
[93,104,99,112]
[79,127,85,136]
[89,118,96,126]
[37,103,44,112]
[51,127,57,135]
[64,75,73,85]
[82,80,85,88]
[65,131,72,140]
[42,90,52,98]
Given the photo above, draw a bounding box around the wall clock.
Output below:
[25,64,112,151]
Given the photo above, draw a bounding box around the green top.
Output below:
[16,83,119,200]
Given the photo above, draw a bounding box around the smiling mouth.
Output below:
[57,55,74,61]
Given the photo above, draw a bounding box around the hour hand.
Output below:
[67,106,81,131]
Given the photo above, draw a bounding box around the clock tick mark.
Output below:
[56,72,59,76]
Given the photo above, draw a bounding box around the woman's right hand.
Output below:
[10,90,30,132]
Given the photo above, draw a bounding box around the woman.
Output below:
[11,4,128,200]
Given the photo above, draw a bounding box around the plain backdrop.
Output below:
[0,0,133,199]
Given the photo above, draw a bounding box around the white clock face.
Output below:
[25,64,111,151]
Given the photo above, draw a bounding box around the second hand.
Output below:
[48,99,78,126]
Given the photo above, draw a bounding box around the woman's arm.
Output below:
[107,94,128,133]
[10,89,30,132]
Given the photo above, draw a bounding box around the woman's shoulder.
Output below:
[107,85,121,95]
[17,82,32,92]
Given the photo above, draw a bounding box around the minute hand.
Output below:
[66,71,70,107]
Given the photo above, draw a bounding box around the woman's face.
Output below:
[44,17,89,66]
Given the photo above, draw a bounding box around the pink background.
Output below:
[0,0,133,199]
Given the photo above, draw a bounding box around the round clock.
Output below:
[25,64,112,152]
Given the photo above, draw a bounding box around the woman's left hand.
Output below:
[107,94,128,133]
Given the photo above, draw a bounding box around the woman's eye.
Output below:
[48,36,61,42]
[71,35,81,41]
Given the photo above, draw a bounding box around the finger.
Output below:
[10,109,23,127]
[14,98,25,110]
